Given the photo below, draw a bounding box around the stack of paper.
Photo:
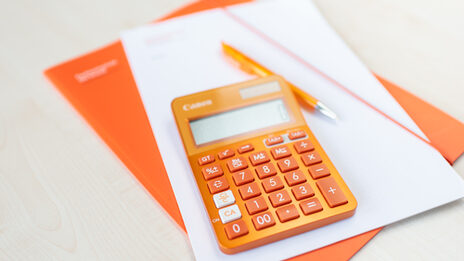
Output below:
[120,0,464,260]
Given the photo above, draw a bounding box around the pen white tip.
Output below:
[315,102,337,120]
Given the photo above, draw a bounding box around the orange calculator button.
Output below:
[207,176,229,194]
[308,163,330,179]
[299,198,323,215]
[239,182,261,200]
[284,170,306,186]
[291,183,315,200]
[293,139,314,154]
[277,157,299,173]
[232,169,254,186]
[301,151,322,166]
[317,177,348,207]
[249,151,270,166]
[201,164,224,180]
[252,212,276,230]
[255,163,277,179]
[261,176,284,193]
[268,190,292,207]
[238,143,254,154]
[218,148,235,160]
[198,154,215,165]
[227,156,248,172]
[270,145,291,160]
[265,136,283,146]
[224,220,249,240]
[276,204,300,222]
[288,130,307,140]
[245,196,268,215]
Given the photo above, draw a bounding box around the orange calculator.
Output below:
[171,76,357,254]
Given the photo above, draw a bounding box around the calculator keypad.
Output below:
[194,129,353,252]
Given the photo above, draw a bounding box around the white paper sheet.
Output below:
[121,0,464,260]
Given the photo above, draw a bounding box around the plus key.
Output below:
[316,177,348,207]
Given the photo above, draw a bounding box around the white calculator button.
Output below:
[219,204,241,224]
[213,190,235,209]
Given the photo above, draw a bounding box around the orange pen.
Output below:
[222,42,337,120]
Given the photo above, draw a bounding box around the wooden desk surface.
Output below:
[1,0,463,259]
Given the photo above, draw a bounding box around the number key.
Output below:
[277,157,299,172]
[284,169,306,186]
[268,190,292,207]
[255,162,277,179]
[238,182,261,200]
[291,183,315,200]
[245,196,268,215]
[251,211,276,230]
[261,176,284,193]
[232,169,254,186]
[224,220,249,239]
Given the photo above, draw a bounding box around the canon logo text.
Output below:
[183,99,212,111]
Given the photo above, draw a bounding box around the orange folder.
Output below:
[44,0,464,259]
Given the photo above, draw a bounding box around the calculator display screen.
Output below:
[190,99,290,145]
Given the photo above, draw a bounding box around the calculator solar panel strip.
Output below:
[171,76,357,254]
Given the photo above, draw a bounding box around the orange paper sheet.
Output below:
[44,0,464,259]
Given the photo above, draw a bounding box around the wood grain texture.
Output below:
[0,0,462,260]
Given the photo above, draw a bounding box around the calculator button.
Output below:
[219,204,241,224]
[317,177,348,207]
[276,204,300,222]
[301,151,322,166]
[261,176,284,193]
[213,190,235,208]
[291,183,315,200]
[277,157,299,173]
[224,220,249,239]
[255,163,277,179]
[252,211,276,230]
[232,169,254,186]
[226,157,248,172]
[270,145,291,160]
[293,139,314,154]
[288,130,307,140]
[201,164,223,180]
[249,151,270,166]
[238,143,254,154]
[238,182,261,200]
[245,196,268,215]
[207,176,229,194]
[284,170,306,186]
[265,136,284,146]
[268,190,292,207]
[218,148,235,160]
[198,154,215,165]
[299,198,323,215]
[308,163,330,179]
